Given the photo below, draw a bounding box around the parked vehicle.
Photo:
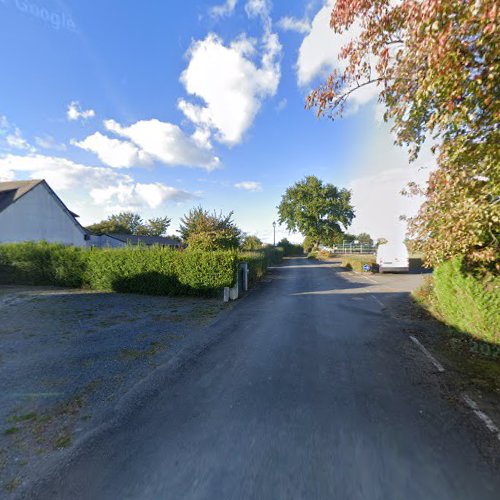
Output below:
[376,243,409,273]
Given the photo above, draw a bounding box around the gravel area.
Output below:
[0,285,227,495]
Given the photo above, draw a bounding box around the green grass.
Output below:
[4,427,20,436]
[413,257,500,344]
[53,429,72,449]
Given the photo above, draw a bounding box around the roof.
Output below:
[0,179,80,218]
[107,234,182,246]
[0,180,43,214]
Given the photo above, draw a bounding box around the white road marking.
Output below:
[371,295,385,308]
[463,394,500,441]
[362,275,378,284]
[409,336,445,373]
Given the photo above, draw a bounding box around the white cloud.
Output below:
[296,1,378,111]
[6,127,34,151]
[0,153,128,192]
[210,0,238,18]
[72,132,151,168]
[347,125,435,243]
[235,181,262,191]
[277,16,311,34]
[179,31,281,145]
[245,0,270,19]
[104,118,220,170]
[0,153,195,216]
[90,182,194,210]
[67,101,96,121]
[34,134,67,151]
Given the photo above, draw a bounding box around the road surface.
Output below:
[32,258,499,499]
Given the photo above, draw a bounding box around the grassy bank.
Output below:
[413,256,499,345]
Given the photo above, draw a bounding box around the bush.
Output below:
[0,242,238,297]
[239,247,283,286]
[0,241,86,287]
[341,255,376,273]
[277,239,303,256]
[427,257,499,344]
[84,246,237,296]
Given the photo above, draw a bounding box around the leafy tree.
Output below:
[87,212,171,237]
[87,212,142,235]
[179,206,242,251]
[241,235,263,251]
[278,238,303,256]
[303,235,315,254]
[278,176,355,249]
[137,216,171,237]
[356,233,374,246]
[376,238,388,247]
[307,0,499,269]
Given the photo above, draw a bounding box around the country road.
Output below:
[30,258,500,500]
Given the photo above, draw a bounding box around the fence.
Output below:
[320,243,376,255]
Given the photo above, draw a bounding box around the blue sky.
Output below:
[0,0,430,243]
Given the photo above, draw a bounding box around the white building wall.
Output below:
[87,234,125,248]
[0,184,87,246]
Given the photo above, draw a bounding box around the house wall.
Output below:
[87,234,125,248]
[0,183,87,246]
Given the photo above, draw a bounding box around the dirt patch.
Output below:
[0,285,227,494]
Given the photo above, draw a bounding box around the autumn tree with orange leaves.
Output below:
[307,0,499,270]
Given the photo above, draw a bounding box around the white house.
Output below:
[0,179,90,247]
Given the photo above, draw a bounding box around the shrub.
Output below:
[84,246,237,296]
[277,238,303,256]
[0,242,238,297]
[239,247,283,286]
[341,255,376,273]
[0,241,86,287]
[429,257,499,344]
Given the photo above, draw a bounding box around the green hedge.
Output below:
[429,256,499,344]
[341,255,376,273]
[239,247,284,286]
[0,242,237,296]
[0,241,86,287]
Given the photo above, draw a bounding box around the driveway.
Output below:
[25,258,500,499]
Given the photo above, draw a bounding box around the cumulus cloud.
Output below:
[210,0,238,18]
[67,101,96,121]
[0,153,195,214]
[0,153,128,192]
[235,181,262,191]
[102,118,220,170]
[90,182,194,210]
[72,132,151,169]
[296,1,377,111]
[277,16,311,34]
[179,31,281,145]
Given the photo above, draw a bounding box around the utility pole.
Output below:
[272,221,276,247]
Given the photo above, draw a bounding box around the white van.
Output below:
[376,243,409,273]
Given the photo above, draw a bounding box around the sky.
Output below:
[0,0,432,244]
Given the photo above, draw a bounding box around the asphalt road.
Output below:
[32,258,500,500]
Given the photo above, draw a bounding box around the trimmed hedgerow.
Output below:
[416,256,500,344]
[341,255,376,273]
[0,242,238,296]
[239,247,284,286]
[84,246,238,296]
[0,241,86,287]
